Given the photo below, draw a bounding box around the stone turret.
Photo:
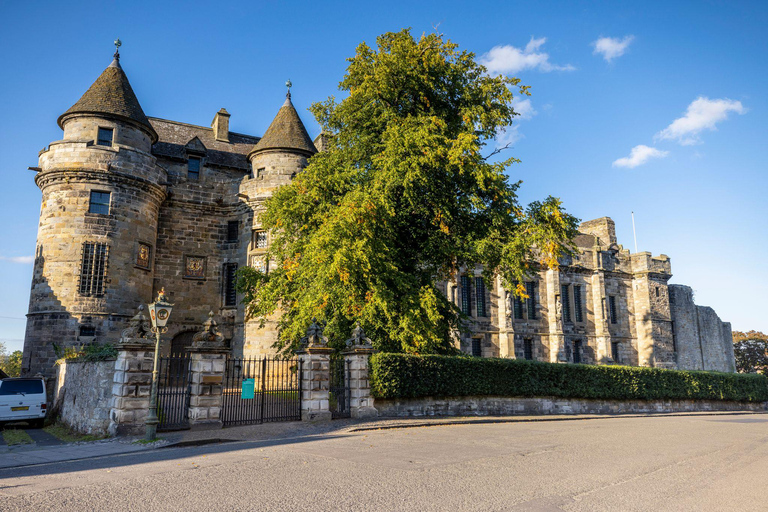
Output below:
[22,44,166,378]
[239,84,317,357]
[246,84,317,185]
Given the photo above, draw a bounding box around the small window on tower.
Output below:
[88,191,111,215]
[227,221,239,243]
[188,157,201,181]
[97,127,113,147]
[79,326,96,337]
[252,230,268,249]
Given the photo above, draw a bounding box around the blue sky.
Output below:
[0,0,766,352]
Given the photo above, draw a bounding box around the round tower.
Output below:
[22,44,166,378]
[240,84,317,357]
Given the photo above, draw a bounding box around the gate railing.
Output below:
[157,353,191,431]
[222,357,301,427]
[329,356,351,419]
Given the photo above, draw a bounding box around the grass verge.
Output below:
[133,438,163,445]
[2,429,34,446]
[43,423,107,443]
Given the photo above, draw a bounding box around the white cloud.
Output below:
[612,145,669,169]
[495,98,538,148]
[512,97,537,120]
[496,126,524,147]
[0,256,34,264]
[480,37,575,75]
[592,36,634,62]
[655,96,746,145]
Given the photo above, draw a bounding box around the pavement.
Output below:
[1,410,766,470]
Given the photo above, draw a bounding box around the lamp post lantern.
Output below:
[145,288,173,441]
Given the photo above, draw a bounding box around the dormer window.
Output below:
[188,157,201,181]
[97,127,113,147]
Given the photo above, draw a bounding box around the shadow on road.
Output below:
[0,432,351,480]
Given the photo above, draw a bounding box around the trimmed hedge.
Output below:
[370,353,768,403]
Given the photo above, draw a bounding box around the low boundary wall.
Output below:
[375,395,768,417]
[53,359,116,434]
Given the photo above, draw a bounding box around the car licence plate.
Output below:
[11,406,29,411]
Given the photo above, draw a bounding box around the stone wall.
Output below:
[53,359,116,435]
[375,395,768,417]
[670,285,736,372]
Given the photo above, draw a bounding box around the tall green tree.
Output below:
[239,30,578,353]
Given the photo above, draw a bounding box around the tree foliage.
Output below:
[732,330,768,343]
[0,348,22,378]
[238,30,578,354]
[732,331,768,374]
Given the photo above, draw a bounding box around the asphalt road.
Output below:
[1,414,767,511]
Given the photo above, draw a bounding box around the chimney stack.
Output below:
[211,108,230,142]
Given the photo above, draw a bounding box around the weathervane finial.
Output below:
[113,38,122,61]
[285,79,292,100]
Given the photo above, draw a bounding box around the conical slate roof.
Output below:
[58,56,157,142]
[249,94,316,158]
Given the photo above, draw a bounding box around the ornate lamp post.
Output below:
[145,288,173,441]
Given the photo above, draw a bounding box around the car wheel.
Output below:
[30,419,44,429]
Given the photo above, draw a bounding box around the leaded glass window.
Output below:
[460,275,471,315]
[525,281,537,320]
[561,284,572,323]
[475,277,486,317]
[252,230,268,249]
[574,285,584,323]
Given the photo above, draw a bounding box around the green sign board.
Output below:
[241,378,255,399]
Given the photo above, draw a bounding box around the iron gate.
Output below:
[222,357,301,427]
[157,354,191,431]
[329,356,350,419]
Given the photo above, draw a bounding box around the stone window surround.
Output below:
[96,126,115,147]
[183,254,207,280]
[134,240,153,271]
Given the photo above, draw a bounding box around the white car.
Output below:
[0,378,47,428]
